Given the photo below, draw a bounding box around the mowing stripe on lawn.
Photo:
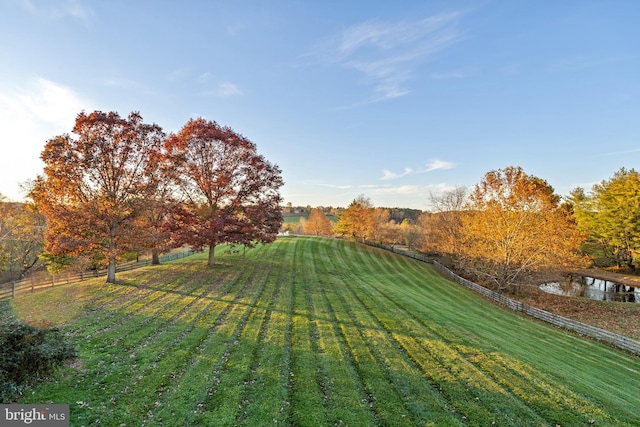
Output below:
[193,242,283,426]
[304,238,379,426]
[320,239,464,426]
[331,240,531,425]
[97,269,241,423]
[317,241,425,426]
[116,251,266,424]
[67,270,194,338]
[358,242,640,421]
[23,248,265,425]
[289,238,330,426]
[339,239,623,425]
[145,246,274,425]
[234,239,295,426]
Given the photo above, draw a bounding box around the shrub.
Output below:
[0,316,76,402]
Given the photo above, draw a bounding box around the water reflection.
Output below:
[540,275,639,303]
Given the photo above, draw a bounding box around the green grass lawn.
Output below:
[7,236,640,426]
[283,212,308,223]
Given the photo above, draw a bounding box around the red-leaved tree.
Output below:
[31,111,165,283]
[165,118,283,266]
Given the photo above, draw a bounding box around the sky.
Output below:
[0,0,638,210]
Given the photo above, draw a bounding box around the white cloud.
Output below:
[197,72,212,84]
[19,0,37,13]
[381,167,414,180]
[167,67,192,82]
[0,77,92,200]
[317,183,353,190]
[368,182,457,208]
[22,0,94,24]
[203,82,243,97]
[297,180,459,209]
[381,159,455,180]
[426,159,455,171]
[58,0,92,21]
[371,185,429,195]
[317,12,463,103]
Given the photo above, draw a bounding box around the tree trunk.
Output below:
[152,249,160,265]
[208,243,216,267]
[107,260,116,283]
[107,223,117,283]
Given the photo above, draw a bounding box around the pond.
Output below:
[540,275,639,303]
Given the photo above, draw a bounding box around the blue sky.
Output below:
[1,0,638,209]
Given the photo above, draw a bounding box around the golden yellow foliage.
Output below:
[303,208,334,236]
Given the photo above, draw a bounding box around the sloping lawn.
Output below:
[8,236,640,426]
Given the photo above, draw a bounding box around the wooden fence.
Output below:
[0,250,195,301]
[365,241,640,355]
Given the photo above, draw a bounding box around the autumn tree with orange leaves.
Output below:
[0,195,45,280]
[135,176,177,265]
[460,166,586,293]
[165,118,283,267]
[31,111,165,283]
[334,195,376,242]
[302,208,334,236]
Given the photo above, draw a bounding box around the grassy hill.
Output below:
[7,236,640,426]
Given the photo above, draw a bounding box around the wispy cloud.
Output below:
[304,180,458,209]
[168,68,243,98]
[203,82,243,97]
[21,0,94,24]
[0,77,90,130]
[381,167,414,180]
[19,0,37,13]
[381,159,455,180]
[197,72,212,84]
[314,12,463,103]
[0,77,92,200]
[167,67,192,82]
[58,0,92,21]
[371,183,453,196]
[317,183,354,190]
[426,159,455,171]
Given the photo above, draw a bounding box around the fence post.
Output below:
[51,274,55,288]
[12,281,16,298]
[31,276,35,292]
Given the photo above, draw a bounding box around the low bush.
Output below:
[0,310,76,403]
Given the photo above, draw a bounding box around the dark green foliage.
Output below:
[0,312,76,402]
[386,207,422,223]
[570,168,640,270]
